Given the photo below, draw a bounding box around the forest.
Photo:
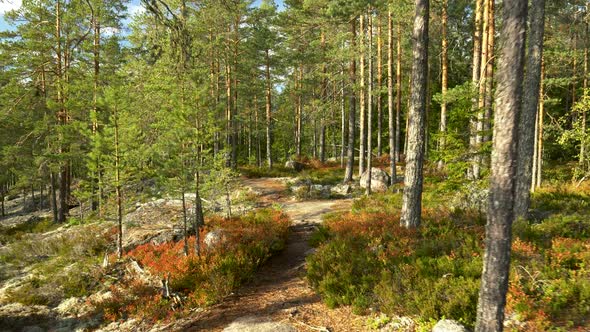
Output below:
[0,0,589,331]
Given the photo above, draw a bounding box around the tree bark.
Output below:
[469,0,484,179]
[400,0,429,228]
[344,18,357,183]
[296,65,303,156]
[266,49,273,168]
[395,22,403,163]
[581,20,588,166]
[114,103,123,259]
[359,14,367,177]
[377,14,383,157]
[534,60,545,190]
[475,0,528,330]
[320,31,327,163]
[483,0,495,145]
[438,0,448,169]
[514,0,545,219]
[367,11,374,194]
[388,10,397,182]
[341,73,347,168]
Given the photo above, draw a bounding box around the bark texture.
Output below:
[400,0,429,228]
[344,18,357,183]
[514,0,545,219]
[475,0,528,330]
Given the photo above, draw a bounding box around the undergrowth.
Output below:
[307,184,590,331]
[94,208,290,323]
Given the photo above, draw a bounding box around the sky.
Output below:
[0,0,285,32]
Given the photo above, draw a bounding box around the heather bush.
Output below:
[98,208,290,321]
[307,185,590,330]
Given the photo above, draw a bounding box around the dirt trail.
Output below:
[163,177,365,332]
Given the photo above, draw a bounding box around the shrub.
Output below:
[99,208,290,322]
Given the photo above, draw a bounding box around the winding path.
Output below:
[160,178,365,332]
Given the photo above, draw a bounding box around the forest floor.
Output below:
[157,177,366,332]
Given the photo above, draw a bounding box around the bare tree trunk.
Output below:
[377,14,383,157]
[534,60,545,190]
[388,10,397,182]
[469,0,484,179]
[483,0,495,144]
[514,0,545,219]
[367,11,374,194]
[475,0,528,330]
[182,185,188,256]
[474,0,490,177]
[266,49,273,168]
[91,7,101,212]
[341,73,346,168]
[395,22,403,162]
[194,170,204,257]
[400,0,429,228]
[296,65,303,156]
[581,21,588,166]
[438,0,448,169]
[359,14,367,177]
[114,104,123,259]
[320,31,327,163]
[344,18,357,183]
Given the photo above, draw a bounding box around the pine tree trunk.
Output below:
[400,0,429,229]
[377,15,383,157]
[474,0,490,179]
[296,65,303,156]
[114,104,123,259]
[469,0,484,179]
[194,170,204,257]
[344,18,357,183]
[535,61,545,190]
[359,14,367,177]
[91,9,101,212]
[514,0,545,219]
[438,0,448,169]
[341,74,346,168]
[395,22,403,163]
[367,11,374,194]
[475,0,528,330]
[388,10,397,182]
[483,0,495,144]
[320,32,327,163]
[266,49,273,168]
[581,21,588,167]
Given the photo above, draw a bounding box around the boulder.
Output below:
[432,319,469,332]
[309,185,331,199]
[204,229,227,249]
[331,184,351,196]
[360,168,391,192]
[223,316,297,332]
[284,160,304,171]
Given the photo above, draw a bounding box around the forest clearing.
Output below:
[1,0,590,331]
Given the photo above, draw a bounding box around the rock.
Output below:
[378,316,415,331]
[360,168,391,192]
[432,319,469,332]
[204,229,227,249]
[285,160,304,171]
[331,184,351,196]
[223,316,297,332]
[449,182,489,212]
[309,185,331,199]
[55,297,84,316]
[291,185,310,200]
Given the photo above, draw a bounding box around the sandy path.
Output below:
[161,178,365,332]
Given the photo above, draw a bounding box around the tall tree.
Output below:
[475,0,528,330]
[514,0,546,219]
[400,0,429,228]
